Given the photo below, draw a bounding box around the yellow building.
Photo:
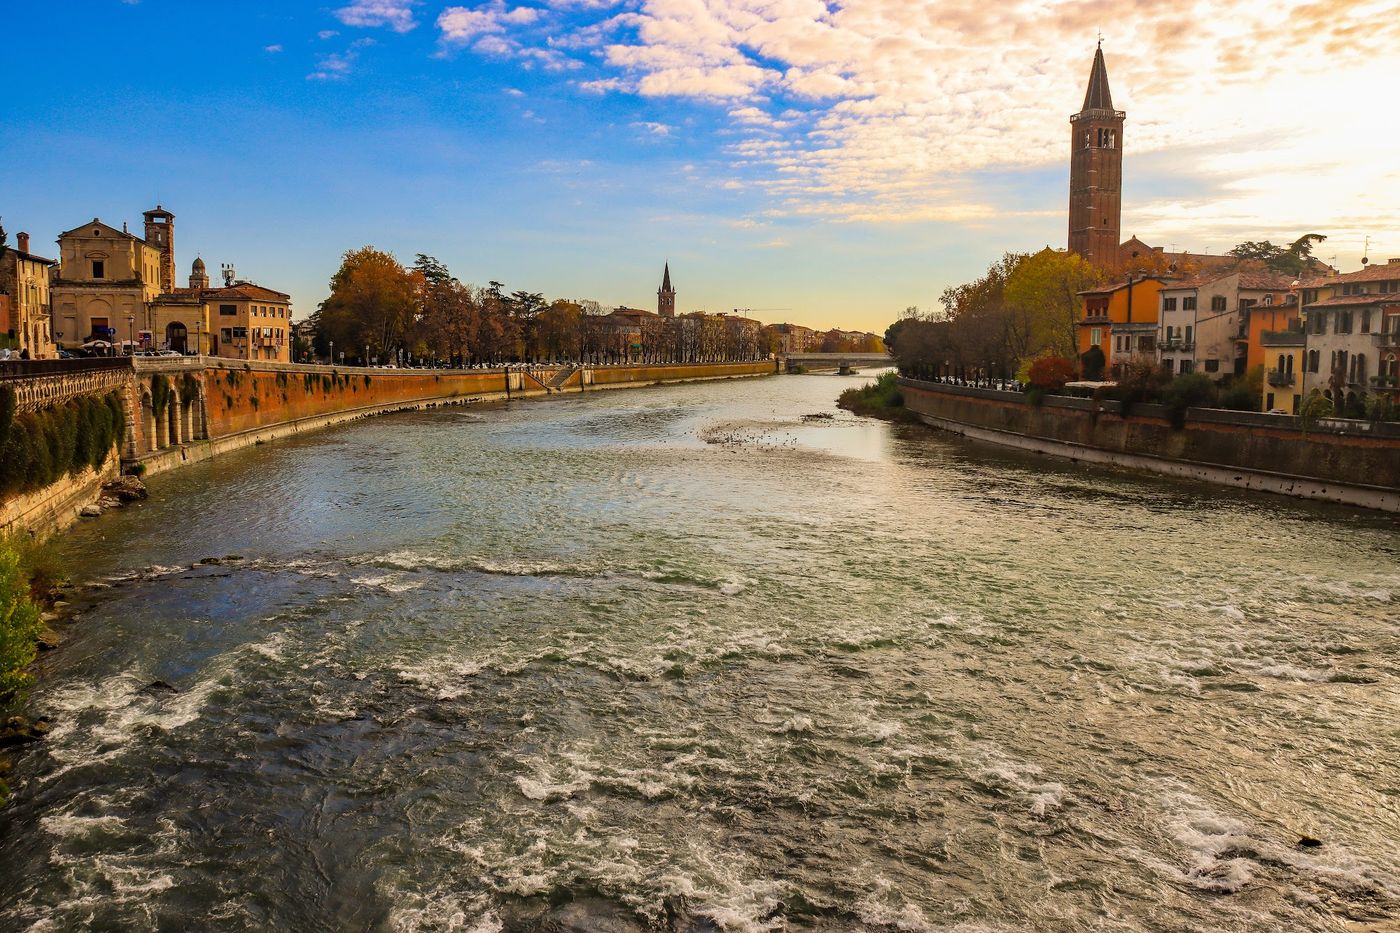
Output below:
[1,231,58,358]
[50,213,166,349]
[207,283,292,362]
[51,207,292,361]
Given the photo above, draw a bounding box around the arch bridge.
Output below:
[781,352,892,375]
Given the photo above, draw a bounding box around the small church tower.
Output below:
[658,262,675,318]
[1068,44,1124,268]
[189,256,209,290]
[143,205,176,294]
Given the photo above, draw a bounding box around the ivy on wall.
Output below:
[0,386,127,502]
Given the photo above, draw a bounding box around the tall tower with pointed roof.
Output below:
[1068,44,1125,268]
[658,262,675,318]
[143,205,176,294]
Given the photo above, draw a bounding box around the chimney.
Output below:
[16,232,29,254]
[1388,258,1400,265]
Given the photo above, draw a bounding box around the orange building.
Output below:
[1078,276,1169,375]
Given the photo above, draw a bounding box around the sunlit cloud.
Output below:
[334,0,419,33]
[440,0,1400,260]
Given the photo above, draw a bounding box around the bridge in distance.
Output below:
[780,352,893,374]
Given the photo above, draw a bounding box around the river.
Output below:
[2,372,1398,932]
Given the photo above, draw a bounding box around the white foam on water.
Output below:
[350,572,424,593]
[37,630,290,781]
[854,876,934,932]
[773,715,814,734]
[964,744,1069,818]
[386,892,501,933]
[38,811,128,840]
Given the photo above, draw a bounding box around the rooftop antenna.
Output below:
[1361,235,1371,266]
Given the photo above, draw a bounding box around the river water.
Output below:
[2,373,1398,932]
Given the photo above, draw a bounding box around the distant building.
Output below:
[51,213,167,349]
[52,206,291,361]
[772,322,815,353]
[1157,268,1295,379]
[1300,259,1400,407]
[1068,44,1124,268]
[1078,276,1168,375]
[0,231,58,358]
[657,262,675,318]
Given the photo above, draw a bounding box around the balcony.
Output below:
[1372,331,1400,349]
[1260,329,1306,348]
[1266,369,1296,387]
[1081,314,1110,325]
[1160,338,1194,353]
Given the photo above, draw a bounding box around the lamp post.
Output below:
[329,340,334,367]
[194,320,202,357]
[126,314,134,357]
[365,344,370,367]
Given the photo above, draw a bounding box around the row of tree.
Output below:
[884,248,1102,381]
[307,247,840,366]
[885,234,1331,382]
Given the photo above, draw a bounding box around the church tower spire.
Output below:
[658,262,675,318]
[1068,44,1125,268]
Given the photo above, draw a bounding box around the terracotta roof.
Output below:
[1307,294,1400,309]
[1237,271,1297,291]
[204,283,291,301]
[1078,276,1170,296]
[1303,261,1400,286]
[4,248,57,266]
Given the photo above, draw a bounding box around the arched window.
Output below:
[1277,354,1285,372]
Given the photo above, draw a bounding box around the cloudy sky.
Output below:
[3,0,1396,332]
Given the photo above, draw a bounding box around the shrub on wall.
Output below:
[1027,356,1075,394]
[0,390,126,502]
[1162,373,1218,428]
[0,543,41,703]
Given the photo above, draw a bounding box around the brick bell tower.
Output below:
[143,205,176,293]
[658,262,675,318]
[1068,44,1124,268]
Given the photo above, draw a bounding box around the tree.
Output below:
[1229,233,1327,276]
[315,247,416,363]
[1080,344,1106,380]
[1027,356,1075,393]
[1004,248,1103,364]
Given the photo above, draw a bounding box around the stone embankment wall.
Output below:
[901,378,1400,512]
[2,359,773,536]
[123,358,774,478]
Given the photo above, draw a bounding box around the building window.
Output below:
[1090,327,1102,345]
[91,260,104,279]
[1338,311,1353,334]
[220,304,237,316]
[1311,312,1326,335]
[221,328,233,341]
[1204,359,1219,373]
[1307,349,1319,372]
[1183,297,1197,311]
[1380,281,1398,294]
[1184,325,1193,345]
[1180,359,1193,374]
[1302,289,1318,304]
[1211,296,1226,311]
[1163,297,1177,311]
[1361,310,1372,333]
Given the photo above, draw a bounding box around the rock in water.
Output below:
[1297,836,1323,848]
[79,504,102,518]
[105,475,149,502]
[140,680,179,696]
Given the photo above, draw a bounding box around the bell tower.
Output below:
[658,262,676,318]
[143,205,176,293]
[1068,44,1124,268]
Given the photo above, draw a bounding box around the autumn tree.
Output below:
[1004,248,1102,364]
[314,247,416,363]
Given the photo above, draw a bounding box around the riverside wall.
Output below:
[1,359,774,537]
[900,378,1400,512]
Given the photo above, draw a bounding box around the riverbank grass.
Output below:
[837,372,921,423]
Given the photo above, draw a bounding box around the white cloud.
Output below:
[318,29,341,40]
[264,44,284,53]
[438,1,539,43]
[307,51,357,81]
[632,120,673,136]
[334,0,418,32]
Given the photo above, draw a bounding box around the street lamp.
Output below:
[126,314,134,357]
[365,344,370,367]
[329,340,334,366]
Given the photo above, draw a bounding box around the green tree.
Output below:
[1004,248,1103,365]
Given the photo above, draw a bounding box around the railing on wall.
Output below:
[0,358,134,412]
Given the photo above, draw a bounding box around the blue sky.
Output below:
[3,1,1394,333]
